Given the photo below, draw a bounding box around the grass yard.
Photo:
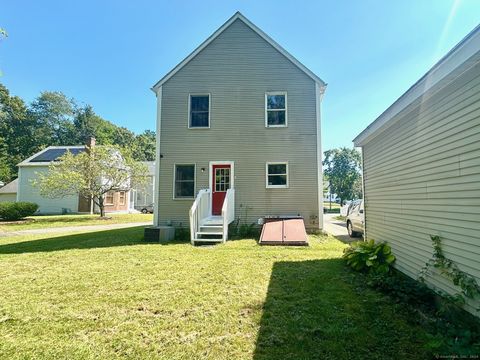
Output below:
[0,213,153,231]
[0,228,434,359]
[323,202,341,209]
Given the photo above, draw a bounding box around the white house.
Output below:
[0,178,17,202]
[17,141,135,214]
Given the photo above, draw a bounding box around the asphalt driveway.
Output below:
[323,214,357,243]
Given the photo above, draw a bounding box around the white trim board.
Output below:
[151,11,327,93]
[153,87,162,226]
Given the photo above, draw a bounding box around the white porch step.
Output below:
[196,231,223,236]
[200,216,223,226]
[192,238,224,243]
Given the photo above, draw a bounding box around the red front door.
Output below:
[212,164,231,215]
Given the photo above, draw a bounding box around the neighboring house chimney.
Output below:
[86,136,96,149]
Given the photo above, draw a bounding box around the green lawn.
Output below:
[0,228,433,359]
[0,213,153,231]
[324,202,341,209]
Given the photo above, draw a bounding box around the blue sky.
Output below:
[1,1,479,150]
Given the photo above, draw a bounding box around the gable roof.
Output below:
[18,146,86,167]
[353,23,480,147]
[0,178,18,194]
[151,11,326,92]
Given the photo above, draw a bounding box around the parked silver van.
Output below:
[346,199,364,237]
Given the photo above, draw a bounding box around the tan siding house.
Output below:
[354,25,480,315]
[151,12,326,243]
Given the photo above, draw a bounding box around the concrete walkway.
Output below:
[323,214,357,243]
[0,222,152,238]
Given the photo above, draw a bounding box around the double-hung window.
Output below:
[119,191,126,205]
[189,94,210,128]
[174,164,195,199]
[266,162,288,188]
[265,92,287,127]
[105,191,114,205]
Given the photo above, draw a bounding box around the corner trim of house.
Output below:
[153,86,162,226]
[360,146,367,240]
[316,82,323,230]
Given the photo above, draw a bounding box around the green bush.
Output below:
[0,201,39,221]
[343,239,395,274]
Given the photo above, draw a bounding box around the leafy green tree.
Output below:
[29,91,77,146]
[323,147,362,205]
[0,83,39,181]
[73,105,136,147]
[36,146,148,217]
[0,83,156,182]
[132,130,156,161]
[0,28,7,77]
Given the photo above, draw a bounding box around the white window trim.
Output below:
[265,91,288,128]
[266,162,289,189]
[173,164,196,200]
[188,93,211,129]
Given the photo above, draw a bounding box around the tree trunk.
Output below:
[99,196,105,217]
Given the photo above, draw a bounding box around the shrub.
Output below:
[343,239,395,274]
[175,226,190,241]
[0,201,39,221]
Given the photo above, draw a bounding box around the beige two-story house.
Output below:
[151,12,326,244]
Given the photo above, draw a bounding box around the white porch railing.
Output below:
[189,189,211,244]
[221,188,235,242]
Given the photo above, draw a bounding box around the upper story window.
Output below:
[265,92,287,127]
[266,162,289,188]
[189,94,210,128]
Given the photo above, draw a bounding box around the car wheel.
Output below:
[141,208,148,214]
[347,221,359,238]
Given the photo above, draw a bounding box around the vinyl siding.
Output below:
[362,60,480,315]
[0,193,16,202]
[17,166,79,214]
[157,19,320,228]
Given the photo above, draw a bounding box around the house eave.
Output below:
[353,23,480,147]
[151,11,327,93]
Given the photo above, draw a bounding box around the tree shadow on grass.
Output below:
[253,259,430,360]
[0,226,168,254]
